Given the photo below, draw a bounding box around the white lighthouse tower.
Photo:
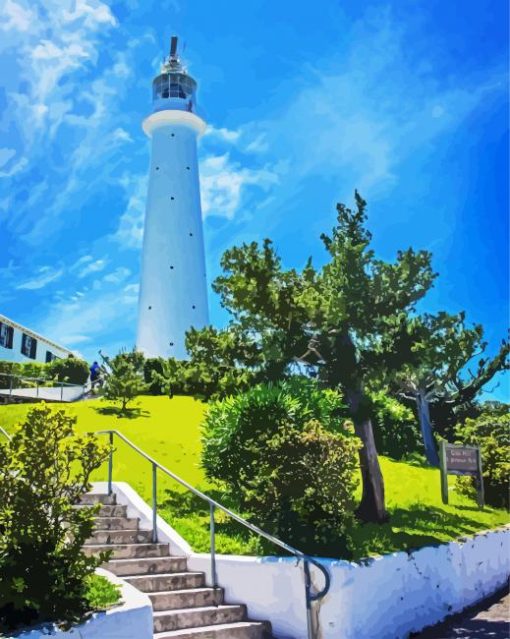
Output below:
[136,36,209,360]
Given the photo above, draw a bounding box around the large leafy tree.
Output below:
[396,313,509,465]
[192,193,436,522]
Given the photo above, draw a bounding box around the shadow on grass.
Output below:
[160,487,264,547]
[349,504,497,561]
[93,405,150,420]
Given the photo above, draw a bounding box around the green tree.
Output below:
[191,193,436,522]
[100,350,147,414]
[0,405,110,631]
[395,313,509,466]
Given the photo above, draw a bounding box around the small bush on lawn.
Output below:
[370,390,421,460]
[0,404,111,632]
[48,357,90,385]
[101,350,147,414]
[202,379,360,556]
[455,409,510,509]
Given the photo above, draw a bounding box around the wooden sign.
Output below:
[439,441,484,508]
[445,446,479,474]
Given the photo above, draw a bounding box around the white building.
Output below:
[136,36,209,360]
[0,313,73,364]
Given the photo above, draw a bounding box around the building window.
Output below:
[0,322,14,349]
[21,333,37,359]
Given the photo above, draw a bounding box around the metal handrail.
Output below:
[0,426,11,440]
[96,429,330,639]
[0,372,85,387]
[0,373,89,402]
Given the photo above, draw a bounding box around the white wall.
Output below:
[104,482,510,639]
[0,322,71,364]
[9,569,153,639]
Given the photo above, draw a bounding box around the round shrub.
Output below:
[455,410,510,509]
[48,357,90,385]
[202,379,360,556]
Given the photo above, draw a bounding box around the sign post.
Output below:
[439,441,484,508]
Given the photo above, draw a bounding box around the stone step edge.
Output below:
[149,587,223,598]
[126,572,204,582]
[153,622,269,638]
[153,604,242,617]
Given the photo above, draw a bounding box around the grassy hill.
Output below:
[0,396,507,560]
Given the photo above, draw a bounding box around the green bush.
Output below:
[0,361,49,388]
[455,410,510,509]
[0,405,111,632]
[202,380,360,555]
[370,390,420,460]
[101,351,147,413]
[48,357,90,385]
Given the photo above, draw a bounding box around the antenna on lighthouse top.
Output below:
[170,35,178,59]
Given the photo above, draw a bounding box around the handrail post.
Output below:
[9,376,12,401]
[60,383,64,401]
[107,432,114,495]
[152,463,158,543]
[210,503,217,588]
[304,559,314,639]
[36,379,39,399]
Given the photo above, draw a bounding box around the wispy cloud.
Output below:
[113,174,148,249]
[77,258,107,278]
[200,153,280,220]
[16,266,63,290]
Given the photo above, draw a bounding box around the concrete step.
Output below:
[75,503,128,517]
[83,543,170,559]
[87,529,153,545]
[94,516,140,530]
[153,621,271,639]
[104,556,188,577]
[149,587,224,611]
[80,493,116,505]
[124,572,205,593]
[154,605,246,633]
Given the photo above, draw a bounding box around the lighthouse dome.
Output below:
[152,36,198,115]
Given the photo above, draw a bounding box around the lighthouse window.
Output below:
[170,196,175,200]
[186,166,190,170]
[170,265,174,269]
[148,306,152,310]
[0,322,14,349]
[189,232,193,236]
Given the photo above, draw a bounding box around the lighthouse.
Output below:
[136,37,209,360]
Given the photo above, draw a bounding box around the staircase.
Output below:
[80,492,272,639]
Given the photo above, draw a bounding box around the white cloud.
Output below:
[205,126,241,144]
[16,266,63,290]
[114,174,147,249]
[200,153,279,220]
[0,0,34,32]
[0,148,16,168]
[77,258,107,278]
[103,267,131,284]
[39,281,139,350]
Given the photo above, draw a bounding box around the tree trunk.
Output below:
[346,388,389,523]
[416,389,440,467]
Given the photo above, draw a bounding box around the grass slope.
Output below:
[0,396,507,560]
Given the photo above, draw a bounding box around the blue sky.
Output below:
[0,0,508,399]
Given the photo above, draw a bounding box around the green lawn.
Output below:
[1,396,507,560]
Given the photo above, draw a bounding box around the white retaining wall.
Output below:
[104,482,510,639]
[10,569,153,639]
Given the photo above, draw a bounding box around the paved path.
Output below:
[414,587,510,638]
